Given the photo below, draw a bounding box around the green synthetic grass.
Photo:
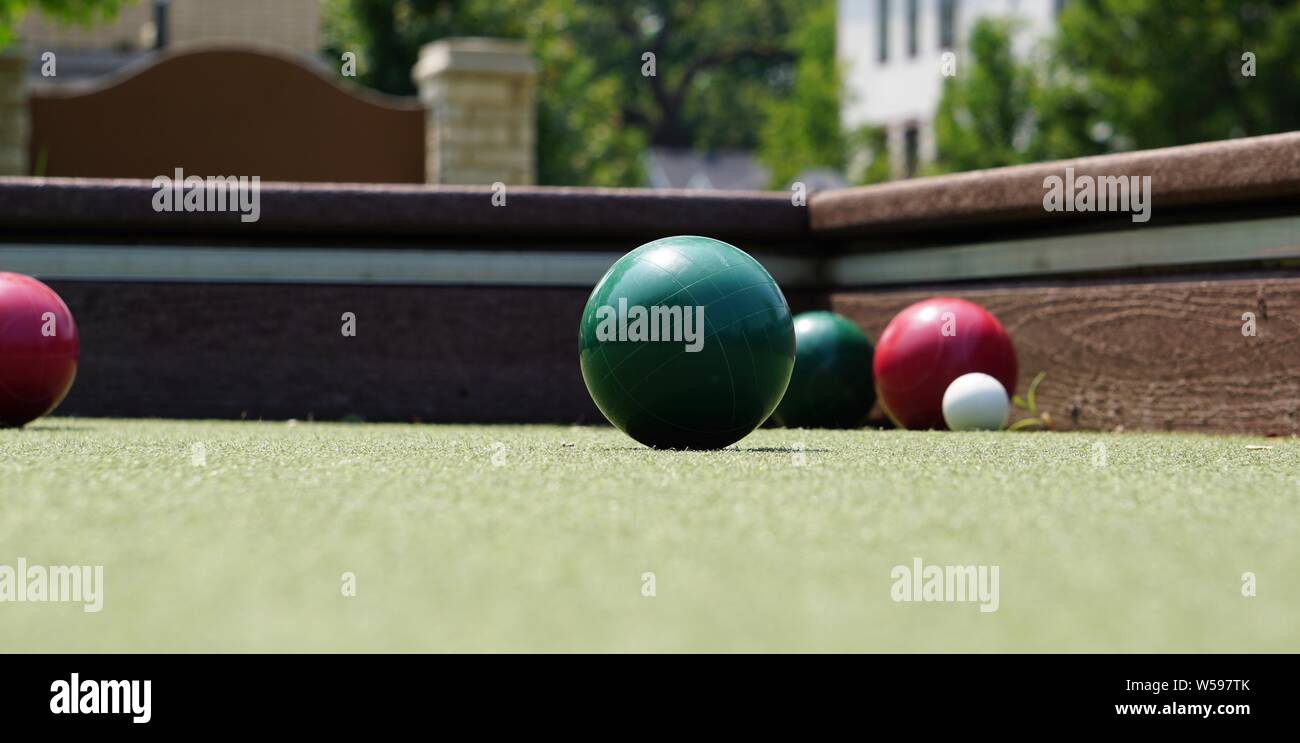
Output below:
[1,418,1297,652]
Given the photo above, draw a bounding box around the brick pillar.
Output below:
[412,38,537,186]
[0,52,29,176]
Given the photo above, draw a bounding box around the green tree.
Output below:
[931,18,1042,173]
[0,0,132,48]
[846,125,890,185]
[1042,0,1300,152]
[932,1,1300,173]
[324,0,821,187]
[321,0,523,96]
[756,0,844,188]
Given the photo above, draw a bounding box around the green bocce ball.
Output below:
[579,235,795,449]
[771,311,876,429]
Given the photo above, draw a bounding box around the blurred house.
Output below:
[19,0,322,79]
[837,0,1062,179]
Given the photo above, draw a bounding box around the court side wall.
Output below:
[4,132,1300,433]
[0,181,816,424]
[814,132,1300,435]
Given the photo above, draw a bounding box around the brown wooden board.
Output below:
[811,132,1300,242]
[48,280,827,424]
[46,273,1298,435]
[830,275,1300,436]
[0,177,809,244]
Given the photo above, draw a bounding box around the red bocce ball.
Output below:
[0,273,80,427]
[872,297,1017,430]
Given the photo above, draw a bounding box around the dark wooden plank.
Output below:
[0,177,808,244]
[35,275,1300,434]
[831,275,1300,435]
[49,281,826,424]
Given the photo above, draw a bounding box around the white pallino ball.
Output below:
[942,372,1010,431]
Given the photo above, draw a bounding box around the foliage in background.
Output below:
[932,0,1300,172]
[931,19,1043,174]
[1043,0,1300,152]
[324,0,841,187]
[321,0,521,95]
[845,125,890,185]
[756,0,846,189]
[0,0,131,48]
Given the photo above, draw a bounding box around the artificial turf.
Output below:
[2,418,1296,652]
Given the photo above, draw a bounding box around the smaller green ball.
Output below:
[771,311,876,429]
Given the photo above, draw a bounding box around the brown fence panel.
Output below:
[29,46,425,183]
